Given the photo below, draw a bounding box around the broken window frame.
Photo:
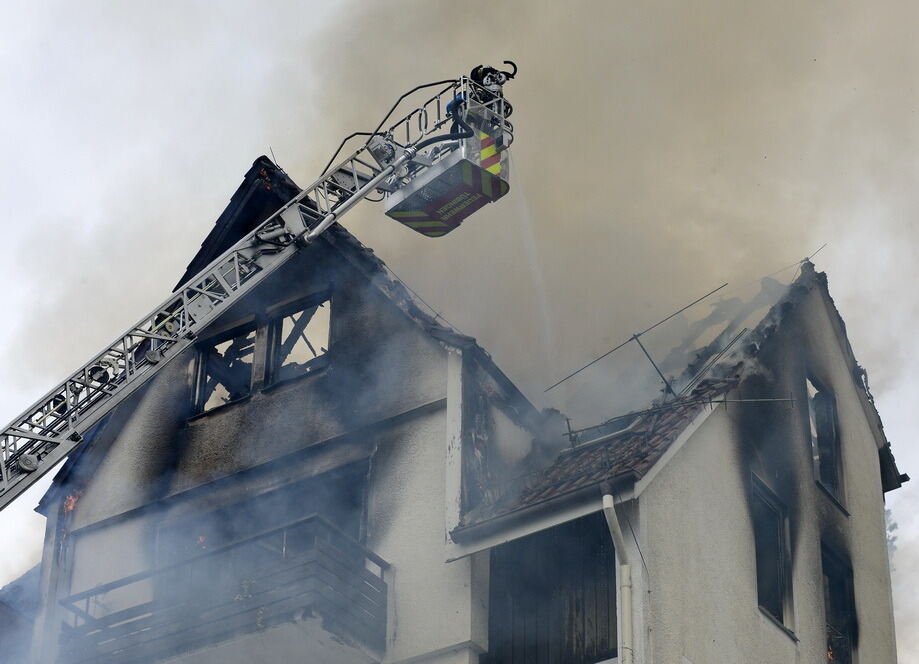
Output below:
[194,322,258,414]
[750,474,793,629]
[265,292,331,387]
[822,544,856,664]
[806,375,844,503]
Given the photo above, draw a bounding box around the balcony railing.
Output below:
[58,514,388,663]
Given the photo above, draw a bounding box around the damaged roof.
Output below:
[456,376,739,536]
[174,156,301,289]
[455,262,906,535]
[40,156,539,514]
[496,377,736,513]
[175,156,538,421]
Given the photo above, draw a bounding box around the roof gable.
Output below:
[39,156,539,513]
[174,156,300,289]
[178,157,538,420]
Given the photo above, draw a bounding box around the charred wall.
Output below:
[35,239,460,664]
[170,242,449,493]
[638,279,897,663]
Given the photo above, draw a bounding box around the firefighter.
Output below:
[447,61,517,133]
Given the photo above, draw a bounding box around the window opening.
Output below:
[269,297,330,384]
[807,376,842,497]
[822,546,855,663]
[197,325,256,413]
[751,476,790,625]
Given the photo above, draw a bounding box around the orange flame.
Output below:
[63,491,83,513]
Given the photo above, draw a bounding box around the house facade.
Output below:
[14,158,905,664]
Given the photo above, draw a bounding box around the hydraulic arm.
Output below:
[0,66,515,512]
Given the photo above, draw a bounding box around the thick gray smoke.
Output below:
[3,0,915,419]
[1,0,918,656]
[293,0,919,417]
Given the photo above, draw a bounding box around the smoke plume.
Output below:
[1,0,918,656]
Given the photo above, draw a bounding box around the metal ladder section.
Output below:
[0,76,503,512]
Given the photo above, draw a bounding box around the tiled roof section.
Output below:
[474,376,739,523]
[460,268,825,531]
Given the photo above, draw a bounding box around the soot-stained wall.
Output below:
[34,239,466,664]
[638,278,897,663]
[171,243,449,493]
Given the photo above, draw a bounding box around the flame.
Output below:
[62,491,83,513]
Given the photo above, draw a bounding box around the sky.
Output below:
[0,0,918,657]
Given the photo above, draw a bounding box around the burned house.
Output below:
[10,157,905,664]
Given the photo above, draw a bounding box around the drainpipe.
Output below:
[602,490,634,664]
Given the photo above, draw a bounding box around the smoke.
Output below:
[3,0,915,428]
[56,459,379,663]
[289,0,919,416]
[1,0,919,658]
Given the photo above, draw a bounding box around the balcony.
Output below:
[59,515,388,664]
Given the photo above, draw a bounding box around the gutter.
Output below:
[602,489,634,664]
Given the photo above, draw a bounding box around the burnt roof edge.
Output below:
[216,157,540,424]
[802,262,905,490]
[318,226,541,425]
[450,469,639,542]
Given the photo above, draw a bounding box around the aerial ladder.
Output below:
[0,63,517,512]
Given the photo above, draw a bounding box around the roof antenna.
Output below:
[793,242,827,281]
[632,333,676,399]
[805,242,827,263]
[545,282,728,393]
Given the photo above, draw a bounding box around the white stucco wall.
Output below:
[368,407,488,664]
[799,283,898,661]
[640,406,803,663]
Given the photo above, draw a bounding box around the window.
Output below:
[482,513,616,664]
[751,476,790,625]
[822,546,855,663]
[196,324,256,413]
[807,376,842,498]
[268,296,330,385]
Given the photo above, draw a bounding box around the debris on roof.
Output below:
[457,376,739,532]
[457,260,906,534]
